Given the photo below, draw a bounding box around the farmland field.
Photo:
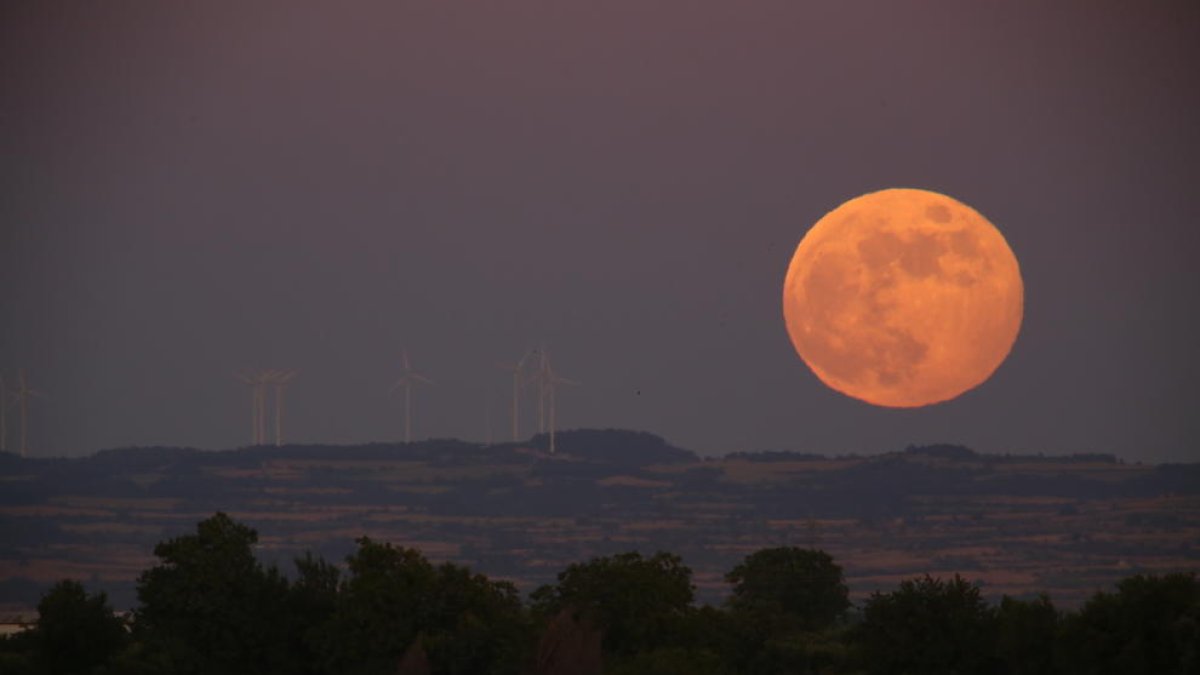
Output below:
[1,430,1196,620]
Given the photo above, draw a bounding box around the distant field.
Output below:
[0,432,1196,612]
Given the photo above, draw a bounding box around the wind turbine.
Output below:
[391,350,432,444]
[497,348,534,442]
[236,371,270,445]
[534,351,578,454]
[531,344,549,435]
[0,373,8,454]
[12,370,43,458]
[266,370,297,447]
[484,395,493,446]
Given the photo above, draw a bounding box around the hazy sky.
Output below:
[3,1,1198,461]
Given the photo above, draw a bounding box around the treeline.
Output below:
[1,514,1196,675]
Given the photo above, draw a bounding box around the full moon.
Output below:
[782,188,1023,407]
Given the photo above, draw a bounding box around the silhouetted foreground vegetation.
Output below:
[1,513,1196,675]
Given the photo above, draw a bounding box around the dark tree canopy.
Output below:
[135,512,294,675]
[319,537,528,675]
[4,512,1195,675]
[725,547,850,631]
[31,579,128,675]
[994,594,1058,675]
[722,548,855,675]
[859,574,994,675]
[287,552,342,675]
[1057,572,1200,675]
[530,551,694,659]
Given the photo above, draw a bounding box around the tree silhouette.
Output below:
[725,547,850,631]
[135,512,295,674]
[320,537,528,675]
[29,579,127,675]
[1057,572,1200,675]
[17,512,1195,675]
[287,552,342,675]
[858,574,993,675]
[530,551,694,660]
[994,594,1057,675]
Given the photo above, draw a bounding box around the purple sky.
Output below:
[3,2,1198,460]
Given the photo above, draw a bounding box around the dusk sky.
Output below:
[2,2,1198,461]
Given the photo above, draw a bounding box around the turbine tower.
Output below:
[484,396,493,446]
[532,345,549,435]
[236,371,270,445]
[266,370,298,447]
[497,348,534,442]
[391,349,432,444]
[0,373,8,454]
[534,351,578,454]
[12,370,42,458]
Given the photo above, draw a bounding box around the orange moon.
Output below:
[782,188,1023,407]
